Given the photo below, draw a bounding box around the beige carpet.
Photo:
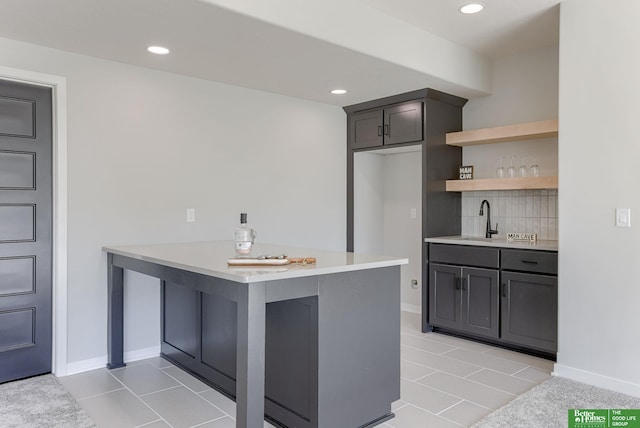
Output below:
[472,376,640,428]
[0,374,96,428]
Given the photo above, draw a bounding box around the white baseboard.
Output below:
[124,345,161,364]
[401,303,421,314]
[63,345,161,376]
[554,363,640,398]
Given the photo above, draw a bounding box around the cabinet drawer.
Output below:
[501,250,557,275]
[429,244,499,268]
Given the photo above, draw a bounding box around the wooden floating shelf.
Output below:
[446,176,558,192]
[446,119,558,146]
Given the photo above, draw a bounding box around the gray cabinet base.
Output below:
[162,267,400,428]
[431,327,556,361]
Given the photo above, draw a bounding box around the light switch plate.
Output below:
[186,208,196,223]
[616,208,631,228]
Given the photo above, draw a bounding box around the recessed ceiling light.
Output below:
[331,89,347,95]
[459,3,484,14]
[147,46,170,55]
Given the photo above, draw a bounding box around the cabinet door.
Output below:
[163,281,199,359]
[461,267,499,339]
[501,272,557,353]
[383,100,423,145]
[349,109,383,149]
[428,263,461,329]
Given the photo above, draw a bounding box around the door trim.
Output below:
[0,66,68,377]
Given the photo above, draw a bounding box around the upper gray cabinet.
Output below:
[344,88,467,253]
[348,100,423,149]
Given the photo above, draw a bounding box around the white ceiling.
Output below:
[357,0,560,59]
[0,0,560,106]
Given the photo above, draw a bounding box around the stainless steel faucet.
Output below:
[479,200,499,238]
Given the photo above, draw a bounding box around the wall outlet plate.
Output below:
[186,208,196,223]
[616,208,631,228]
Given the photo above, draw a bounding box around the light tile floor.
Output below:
[59,312,553,428]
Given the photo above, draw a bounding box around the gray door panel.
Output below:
[0,79,52,383]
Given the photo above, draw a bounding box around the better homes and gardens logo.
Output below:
[569,409,640,428]
[571,409,607,427]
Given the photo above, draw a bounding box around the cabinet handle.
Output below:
[461,277,466,291]
[455,277,461,290]
[502,283,507,297]
[521,259,539,264]
[384,124,389,135]
[378,125,382,136]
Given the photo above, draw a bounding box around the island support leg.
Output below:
[107,253,126,369]
[236,281,266,428]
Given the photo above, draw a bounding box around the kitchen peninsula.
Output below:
[103,241,407,428]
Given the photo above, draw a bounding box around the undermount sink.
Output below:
[451,236,493,242]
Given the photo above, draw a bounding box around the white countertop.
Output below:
[425,236,558,251]
[103,241,408,283]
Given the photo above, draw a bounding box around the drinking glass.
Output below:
[507,156,516,178]
[530,155,540,177]
[518,156,528,177]
[496,157,505,178]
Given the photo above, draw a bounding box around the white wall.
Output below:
[354,149,422,310]
[555,0,640,396]
[382,151,422,309]
[463,45,559,129]
[0,37,346,367]
[463,45,559,179]
[354,152,384,255]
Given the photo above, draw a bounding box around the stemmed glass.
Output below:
[507,156,516,178]
[496,157,505,178]
[518,156,528,177]
[530,155,540,177]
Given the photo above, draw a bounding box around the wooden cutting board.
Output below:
[227,257,316,266]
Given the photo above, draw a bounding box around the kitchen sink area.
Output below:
[424,234,558,359]
[426,235,558,251]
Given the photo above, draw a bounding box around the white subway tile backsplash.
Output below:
[498,197,506,217]
[533,196,541,217]
[525,196,534,217]
[525,218,533,232]
[548,218,557,240]
[541,219,549,240]
[460,190,558,239]
[549,197,557,218]
[518,197,526,217]
[533,218,541,237]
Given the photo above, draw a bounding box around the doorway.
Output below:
[353,146,423,312]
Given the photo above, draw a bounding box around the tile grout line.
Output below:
[139,360,243,427]
[75,386,127,402]
[463,367,486,378]
[134,418,165,428]
[188,414,230,428]
[137,384,183,398]
[419,368,521,399]
[160,367,215,395]
[112,360,234,426]
[435,398,466,415]
[103,362,176,428]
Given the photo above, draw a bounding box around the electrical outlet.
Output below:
[186,208,196,223]
[410,208,417,219]
[616,208,631,228]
